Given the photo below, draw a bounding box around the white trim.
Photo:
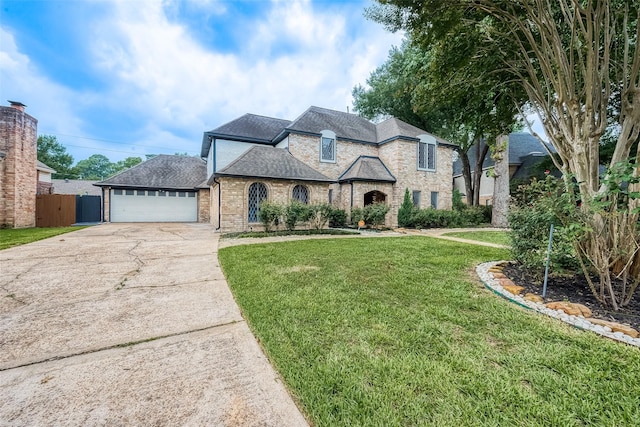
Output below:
[320,130,336,163]
[417,134,437,172]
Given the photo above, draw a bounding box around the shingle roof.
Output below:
[37,160,56,173]
[338,156,396,183]
[215,145,333,182]
[201,114,291,157]
[452,133,555,176]
[95,155,207,190]
[52,179,102,196]
[202,107,457,158]
[375,118,455,147]
[284,106,378,142]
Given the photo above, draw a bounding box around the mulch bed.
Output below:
[503,264,640,332]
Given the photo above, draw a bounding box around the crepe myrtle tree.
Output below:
[367,0,640,309]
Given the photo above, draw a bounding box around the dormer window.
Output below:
[417,134,437,172]
[320,130,336,163]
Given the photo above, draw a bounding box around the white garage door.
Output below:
[111,189,198,222]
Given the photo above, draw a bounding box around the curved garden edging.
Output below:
[477,261,640,348]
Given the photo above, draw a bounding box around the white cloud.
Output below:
[0,28,85,144]
[2,0,403,161]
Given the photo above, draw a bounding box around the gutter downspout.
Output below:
[350,182,354,210]
[213,177,221,231]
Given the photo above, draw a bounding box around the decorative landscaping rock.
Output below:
[502,284,525,295]
[476,261,640,348]
[488,267,504,273]
[545,302,592,318]
[491,272,507,279]
[524,293,544,303]
[587,319,640,338]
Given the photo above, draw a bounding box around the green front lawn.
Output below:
[0,226,86,250]
[219,237,640,426]
[443,230,511,246]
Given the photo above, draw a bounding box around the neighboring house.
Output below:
[52,179,102,196]
[203,106,456,232]
[37,161,56,194]
[453,133,555,205]
[95,106,456,230]
[95,155,209,222]
[0,101,38,228]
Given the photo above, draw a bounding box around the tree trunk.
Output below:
[492,135,509,227]
[473,141,490,206]
[460,151,474,205]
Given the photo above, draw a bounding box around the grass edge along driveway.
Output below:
[219,236,640,427]
[0,226,88,250]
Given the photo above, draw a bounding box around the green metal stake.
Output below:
[542,223,554,299]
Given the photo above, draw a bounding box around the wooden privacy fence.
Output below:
[36,194,76,227]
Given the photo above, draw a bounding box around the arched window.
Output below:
[292,184,309,204]
[248,182,268,222]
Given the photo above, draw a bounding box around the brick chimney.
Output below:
[8,100,26,112]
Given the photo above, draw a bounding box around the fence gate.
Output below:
[76,195,101,223]
[36,194,76,227]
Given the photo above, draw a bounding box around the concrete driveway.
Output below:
[0,223,307,426]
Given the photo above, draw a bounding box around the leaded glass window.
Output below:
[292,185,309,204]
[248,182,268,223]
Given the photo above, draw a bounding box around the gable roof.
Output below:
[214,145,333,182]
[95,155,207,190]
[201,106,457,158]
[37,160,56,174]
[338,156,396,183]
[452,133,555,176]
[201,114,291,157]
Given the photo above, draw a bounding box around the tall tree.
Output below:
[37,135,76,179]
[73,154,114,180]
[353,38,523,205]
[367,0,640,308]
[112,156,142,174]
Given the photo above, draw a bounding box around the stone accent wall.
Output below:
[0,105,38,228]
[217,176,330,233]
[197,188,210,223]
[287,134,377,180]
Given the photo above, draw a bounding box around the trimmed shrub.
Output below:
[258,201,283,232]
[412,208,464,228]
[284,201,311,230]
[350,207,364,225]
[364,202,390,228]
[308,203,333,230]
[328,207,347,228]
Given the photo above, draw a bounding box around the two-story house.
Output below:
[202,106,456,232]
[96,106,456,230]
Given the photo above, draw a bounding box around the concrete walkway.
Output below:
[0,223,307,426]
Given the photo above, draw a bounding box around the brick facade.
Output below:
[280,133,454,227]
[214,176,330,233]
[198,188,210,223]
[0,104,38,228]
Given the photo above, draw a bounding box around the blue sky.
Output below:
[1,0,403,163]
